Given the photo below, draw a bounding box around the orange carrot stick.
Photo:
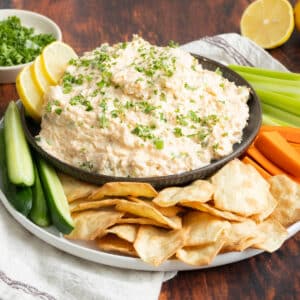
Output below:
[289,142,300,151]
[260,125,300,143]
[255,131,300,177]
[246,145,285,176]
[241,156,271,179]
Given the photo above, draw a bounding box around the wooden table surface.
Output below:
[0,1,299,299]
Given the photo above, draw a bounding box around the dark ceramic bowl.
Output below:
[21,55,261,189]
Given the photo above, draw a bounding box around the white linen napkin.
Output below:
[0,33,288,300]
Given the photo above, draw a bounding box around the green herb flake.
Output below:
[99,114,109,128]
[45,102,52,113]
[154,139,164,150]
[168,40,179,48]
[213,143,219,150]
[131,124,155,141]
[215,67,223,76]
[79,161,94,171]
[55,108,63,115]
[160,92,166,101]
[184,82,197,91]
[173,127,183,137]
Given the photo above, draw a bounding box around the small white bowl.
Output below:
[0,9,62,84]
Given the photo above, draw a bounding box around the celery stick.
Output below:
[229,65,300,81]
[256,89,300,117]
[262,113,292,126]
[237,71,300,98]
[261,103,300,128]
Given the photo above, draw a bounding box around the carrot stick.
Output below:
[241,156,271,179]
[289,143,300,156]
[259,125,300,143]
[246,146,286,176]
[254,131,300,177]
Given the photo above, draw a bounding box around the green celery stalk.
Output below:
[236,71,300,98]
[262,113,292,126]
[256,89,300,117]
[229,65,300,81]
[261,103,300,128]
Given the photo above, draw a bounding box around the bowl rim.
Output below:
[0,8,62,70]
[21,54,262,188]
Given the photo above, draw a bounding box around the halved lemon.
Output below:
[16,64,44,121]
[240,0,295,49]
[31,55,52,94]
[41,41,78,84]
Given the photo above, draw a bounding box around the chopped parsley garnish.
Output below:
[154,139,164,150]
[131,125,155,140]
[45,102,52,113]
[184,82,197,91]
[160,92,166,101]
[45,99,63,114]
[62,73,84,93]
[79,161,94,171]
[188,130,208,142]
[173,127,183,137]
[176,114,188,126]
[0,16,55,66]
[215,67,223,75]
[69,94,93,111]
[187,110,200,123]
[168,40,179,48]
[55,108,62,115]
[213,143,219,150]
[138,101,157,114]
[99,114,109,128]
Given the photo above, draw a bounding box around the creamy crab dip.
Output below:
[37,36,250,177]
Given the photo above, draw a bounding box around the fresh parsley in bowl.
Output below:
[0,9,62,83]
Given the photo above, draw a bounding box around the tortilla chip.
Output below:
[116,217,171,228]
[181,201,248,222]
[153,181,213,207]
[65,210,124,240]
[211,159,272,216]
[222,219,261,252]
[115,200,182,229]
[183,211,231,246]
[251,193,277,223]
[58,173,99,202]
[106,224,138,243]
[253,218,288,252]
[152,204,185,217]
[152,187,182,207]
[129,196,185,217]
[269,175,300,227]
[134,225,185,266]
[89,182,158,200]
[69,198,124,213]
[97,234,137,256]
[175,180,214,203]
[176,234,226,266]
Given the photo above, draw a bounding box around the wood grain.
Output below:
[0,1,299,299]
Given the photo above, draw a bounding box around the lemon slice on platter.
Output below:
[295,1,300,32]
[16,64,44,121]
[31,55,53,94]
[41,41,78,84]
[240,0,295,49]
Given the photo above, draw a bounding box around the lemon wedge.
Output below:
[295,1,300,32]
[240,0,295,49]
[31,55,52,94]
[16,64,44,121]
[41,41,78,84]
